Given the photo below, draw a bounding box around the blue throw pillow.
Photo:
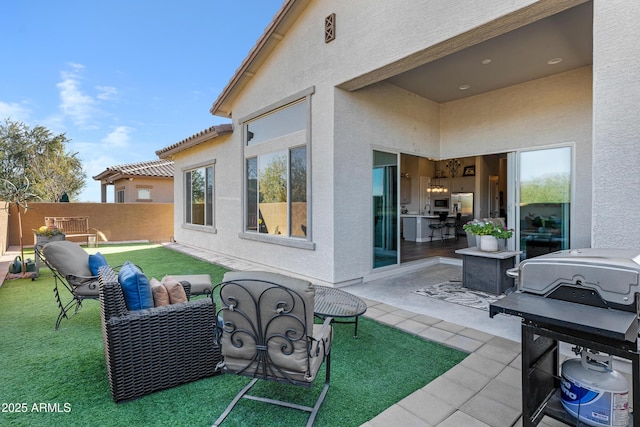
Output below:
[88,252,108,276]
[117,261,153,311]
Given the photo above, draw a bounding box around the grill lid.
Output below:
[515,248,640,307]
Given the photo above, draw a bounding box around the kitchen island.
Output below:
[401,213,454,242]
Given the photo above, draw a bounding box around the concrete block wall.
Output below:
[6,202,174,247]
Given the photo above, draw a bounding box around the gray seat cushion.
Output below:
[42,240,93,281]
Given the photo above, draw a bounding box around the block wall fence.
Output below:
[3,202,174,249]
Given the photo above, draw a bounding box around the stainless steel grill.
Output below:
[490,248,640,426]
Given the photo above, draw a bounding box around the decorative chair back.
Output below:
[218,271,318,383]
[213,271,332,426]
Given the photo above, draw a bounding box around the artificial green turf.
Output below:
[0,244,467,426]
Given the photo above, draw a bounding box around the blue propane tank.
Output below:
[560,350,629,427]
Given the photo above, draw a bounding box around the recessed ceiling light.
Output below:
[481,59,492,65]
[547,57,563,65]
[458,84,470,90]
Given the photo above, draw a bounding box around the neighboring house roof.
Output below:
[210,0,311,117]
[93,159,174,183]
[156,123,234,159]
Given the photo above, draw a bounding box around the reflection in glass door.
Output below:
[373,151,398,268]
[518,146,571,259]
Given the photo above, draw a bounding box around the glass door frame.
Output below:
[509,143,575,260]
[372,149,400,269]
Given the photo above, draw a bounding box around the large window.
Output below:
[243,92,311,243]
[246,147,307,237]
[185,165,214,227]
[245,101,306,146]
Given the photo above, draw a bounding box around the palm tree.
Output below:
[1,178,37,277]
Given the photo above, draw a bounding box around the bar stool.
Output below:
[443,213,461,240]
[429,212,449,242]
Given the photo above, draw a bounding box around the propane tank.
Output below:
[560,350,629,427]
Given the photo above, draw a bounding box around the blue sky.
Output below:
[0,0,283,201]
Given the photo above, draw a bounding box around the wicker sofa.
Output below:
[98,266,222,402]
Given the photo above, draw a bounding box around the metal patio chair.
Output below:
[38,240,100,329]
[213,271,333,427]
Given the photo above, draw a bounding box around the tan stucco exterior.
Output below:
[111,176,174,203]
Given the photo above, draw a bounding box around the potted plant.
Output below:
[463,220,513,252]
[34,224,64,237]
[32,224,66,275]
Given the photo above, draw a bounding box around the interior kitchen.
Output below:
[399,153,508,262]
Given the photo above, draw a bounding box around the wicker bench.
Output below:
[45,216,98,245]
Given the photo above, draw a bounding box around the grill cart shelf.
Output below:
[491,293,640,427]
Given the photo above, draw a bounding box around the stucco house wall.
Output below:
[591,0,640,247]
[332,83,441,283]
[113,177,174,203]
[167,0,639,285]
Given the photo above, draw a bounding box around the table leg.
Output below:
[354,316,359,339]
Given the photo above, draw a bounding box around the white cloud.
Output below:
[56,63,102,129]
[101,126,134,147]
[0,101,31,122]
[96,86,118,101]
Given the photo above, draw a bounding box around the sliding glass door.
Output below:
[518,146,571,259]
[373,151,398,268]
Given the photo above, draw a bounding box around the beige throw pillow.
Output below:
[162,276,188,304]
[150,277,170,307]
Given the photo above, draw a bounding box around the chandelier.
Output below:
[426,175,448,193]
[426,183,448,193]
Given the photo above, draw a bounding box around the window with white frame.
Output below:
[137,187,151,201]
[243,91,311,241]
[185,164,214,227]
[116,189,125,203]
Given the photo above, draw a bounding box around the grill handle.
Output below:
[506,267,519,279]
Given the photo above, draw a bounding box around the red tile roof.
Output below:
[155,123,233,158]
[93,159,174,182]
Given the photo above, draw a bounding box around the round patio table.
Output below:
[314,286,367,338]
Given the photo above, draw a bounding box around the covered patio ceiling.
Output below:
[341,0,592,103]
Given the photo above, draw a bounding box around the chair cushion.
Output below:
[88,252,108,276]
[118,261,153,311]
[220,271,317,379]
[42,241,93,280]
[150,277,170,307]
[162,276,188,304]
[168,274,212,295]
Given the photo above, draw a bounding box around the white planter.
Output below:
[479,235,499,252]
